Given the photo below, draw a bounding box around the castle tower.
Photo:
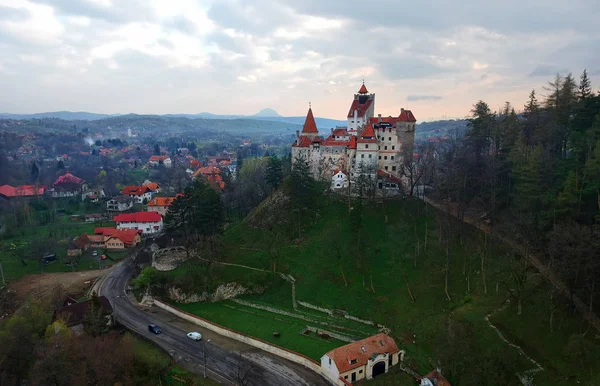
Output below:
[347,81,375,132]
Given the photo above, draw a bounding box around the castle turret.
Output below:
[347,81,375,132]
[301,105,319,138]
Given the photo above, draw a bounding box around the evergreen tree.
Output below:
[289,155,316,237]
[30,162,39,182]
[578,69,592,101]
[153,144,160,155]
[265,155,283,190]
[57,160,65,170]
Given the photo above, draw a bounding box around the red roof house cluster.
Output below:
[53,172,84,186]
[0,184,46,198]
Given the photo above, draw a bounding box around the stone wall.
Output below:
[168,282,250,304]
[298,301,389,333]
[153,300,324,377]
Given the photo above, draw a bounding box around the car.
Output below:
[187,332,202,341]
[92,250,98,256]
[148,324,162,334]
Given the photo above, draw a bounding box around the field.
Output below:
[0,199,125,282]
[172,197,600,385]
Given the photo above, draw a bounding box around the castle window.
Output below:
[392,166,397,171]
[392,146,395,150]
[361,154,364,159]
[368,154,372,158]
[389,137,392,141]
[378,156,381,160]
[391,156,395,160]
[384,146,388,150]
[365,144,369,149]
[384,156,388,160]
[385,166,388,170]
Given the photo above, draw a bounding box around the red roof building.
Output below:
[94,228,141,247]
[122,186,151,196]
[0,184,46,198]
[358,83,368,94]
[53,173,83,186]
[113,212,162,223]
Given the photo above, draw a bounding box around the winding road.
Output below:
[99,260,328,386]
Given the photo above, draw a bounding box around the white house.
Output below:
[320,334,404,385]
[148,155,172,167]
[331,170,348,190]
[113,211,163,235]
[106,195,135,212]
[122,186,153,204]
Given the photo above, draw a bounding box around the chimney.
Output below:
[296,130,300,140]
[378,114,381,123]
[331,128,334,135]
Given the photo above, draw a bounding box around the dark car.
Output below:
[148,324,162,334]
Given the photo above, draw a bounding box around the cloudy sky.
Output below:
[0,0,599,121]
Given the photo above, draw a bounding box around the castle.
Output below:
[291,83,416,191]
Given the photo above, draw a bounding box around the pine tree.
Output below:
[57,160,65,170]
[154,144,160,155]
[265,155,283,190]
[578,69,592,101]
[30,162,39,182]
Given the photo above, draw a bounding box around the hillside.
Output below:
[166,195,600,385]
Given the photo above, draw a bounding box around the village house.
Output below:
[420,369,451,386]
[113,212,163,235]
[146,196,178,216]
[0,184,46,200]
[52,296,113,336]
[148,155,172,167]
[320,334,404,385]
[122,186,153,203]
[47,173,88,198]
[67,234,90,256]
[192,166,225,190]
[331,169,349,190]
[84,213,106,223]
[106,195,135,212]
[93,228,142,249]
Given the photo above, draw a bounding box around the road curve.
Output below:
[99,260,329,386]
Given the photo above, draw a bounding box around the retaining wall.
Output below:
[153,300,323,376]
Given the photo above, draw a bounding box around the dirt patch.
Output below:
[8,269,107,301]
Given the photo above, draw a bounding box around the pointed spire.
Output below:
[301,105,318,135]
[358,81,368,94]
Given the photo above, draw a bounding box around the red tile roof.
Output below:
[398,109,417,122]
[192,166,221,178]
[143,182,160,191]
[0,184,46,197]
[358,83,368,94]
[325,334,399,374]
[348,136,357,149]
[422,370,452,386]
[332,128,349,136]
[53,173,83,186]
[94,228,140,246]
[113,212,162,223]
[147,197,176,207]
[323,137,351,146]
[377,169,402,183]
[122,185,151,195]
[292,135,312,148]
[149,155,170,162]
[302,107,319,134]
[347,98,373,118]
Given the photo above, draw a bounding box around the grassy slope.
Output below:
[208,197,600,384]
[0,215,117,282]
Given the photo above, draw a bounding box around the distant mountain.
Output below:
[0,110,347,130]
[253,108,281,117]
[0,111,113,120]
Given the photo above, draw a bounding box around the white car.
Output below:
[187,332,202,341]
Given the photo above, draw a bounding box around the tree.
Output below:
[83,292,108,337]
[30,162,39,182]
[154,144,160,155]
[265,155,283,190]
[57,160,65,170]
[578,69,592,101]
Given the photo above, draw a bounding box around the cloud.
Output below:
[0,0,598,120]
[407,95,443,101]
[528,64,569,77]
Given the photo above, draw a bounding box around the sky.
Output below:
[0,0,599,121]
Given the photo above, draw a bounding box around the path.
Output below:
[423,197,600,333]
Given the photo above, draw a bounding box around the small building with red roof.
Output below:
[48,172,87,198]
[146,196,178,216]
[113,211,163,235]
[148,155,172,167]
[320,334,403,385]
[420,369,452,386]
[0,184,46,200]
[93,227,142,248]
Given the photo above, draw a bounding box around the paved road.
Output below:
[99,260,329,386]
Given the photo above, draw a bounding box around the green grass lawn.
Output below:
[176,300,348,361]
[189,197,599,384]
[0,214,117,282]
